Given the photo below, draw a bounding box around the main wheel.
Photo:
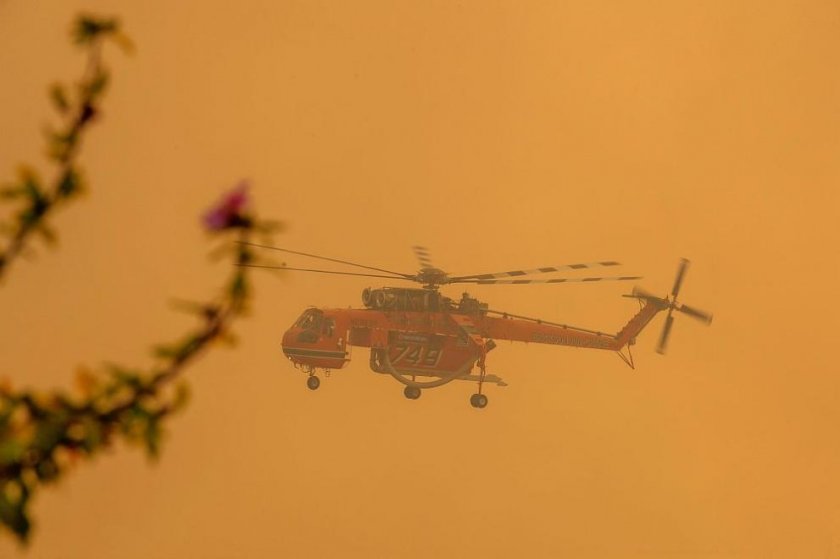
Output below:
[403,386,421,400]
[306,376,320,391]
[469,393,488,408]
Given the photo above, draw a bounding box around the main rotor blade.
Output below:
[236,263,413,281]
[236,241,413,278]
[656,313,675,354]
[678,304,713,324]
[450,261,623,282]
[671,258,690,299]
[452,275,642,285]
[412,246,435,270]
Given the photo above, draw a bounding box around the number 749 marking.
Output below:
[391,345,443,367]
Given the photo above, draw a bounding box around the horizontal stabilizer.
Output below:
[458,373,508,387]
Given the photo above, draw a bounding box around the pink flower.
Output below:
[202,180,252,231]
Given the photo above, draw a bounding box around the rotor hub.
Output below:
[415,267,448,289]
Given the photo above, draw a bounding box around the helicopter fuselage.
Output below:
[280,287,667,389]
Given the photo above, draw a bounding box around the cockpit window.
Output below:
[296,309,324,331]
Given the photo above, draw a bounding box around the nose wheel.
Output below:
[403,386,421,400]
[470,393,488,409]
[306,375,320,391]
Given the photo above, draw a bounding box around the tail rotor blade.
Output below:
[678,304,713,324]
[641,258,712,355]
[656,313,675,355]
[671,258,690,299]
[632,286,661,300]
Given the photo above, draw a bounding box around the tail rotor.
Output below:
[657,313,677,354]
[626,258,713,354]
[655,258,713,354]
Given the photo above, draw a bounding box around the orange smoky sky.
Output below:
[1,1,839,557]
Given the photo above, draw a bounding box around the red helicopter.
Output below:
[242,244,712,408]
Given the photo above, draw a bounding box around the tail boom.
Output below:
[480,299,666,352]
[481,315,618,350]
[614,299,668,349]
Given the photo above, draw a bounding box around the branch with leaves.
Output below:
[0,15,284,544]
[1,181,282,543]
[0,182,281,543]
[0,15,131,280]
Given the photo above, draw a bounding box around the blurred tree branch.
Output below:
[0,15,283,544]
[0,15,131,281]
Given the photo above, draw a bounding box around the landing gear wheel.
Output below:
[306,376,320,391]
[403,386,421,400]
[470,393,488,409]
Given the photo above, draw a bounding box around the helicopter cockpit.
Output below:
[292,308,335,343]
[281,307,348,376]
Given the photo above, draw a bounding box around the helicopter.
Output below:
[241,243,713,408]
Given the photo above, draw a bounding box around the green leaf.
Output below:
[178,335,202,358]
[119,405,148,439]
[49,84,70,114]
[72,15,120,45]
[33,418,65,453]
[83,70,110,99]
[16,166,41,191]
[229,271,249,300]
[34,457,60,482]
[154,334,203,363]
[18,172,49,226]
[143,416,161,460]
[80,417,103,452]
[57,169,83,199]
[0,480,31,542]
[171,383,190,413]
[105,364,143,390]
[152,344,179,360]
[0,439,25,465]
[217,330,238,347]
[111,32,135,55]
[36,224,58,247]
